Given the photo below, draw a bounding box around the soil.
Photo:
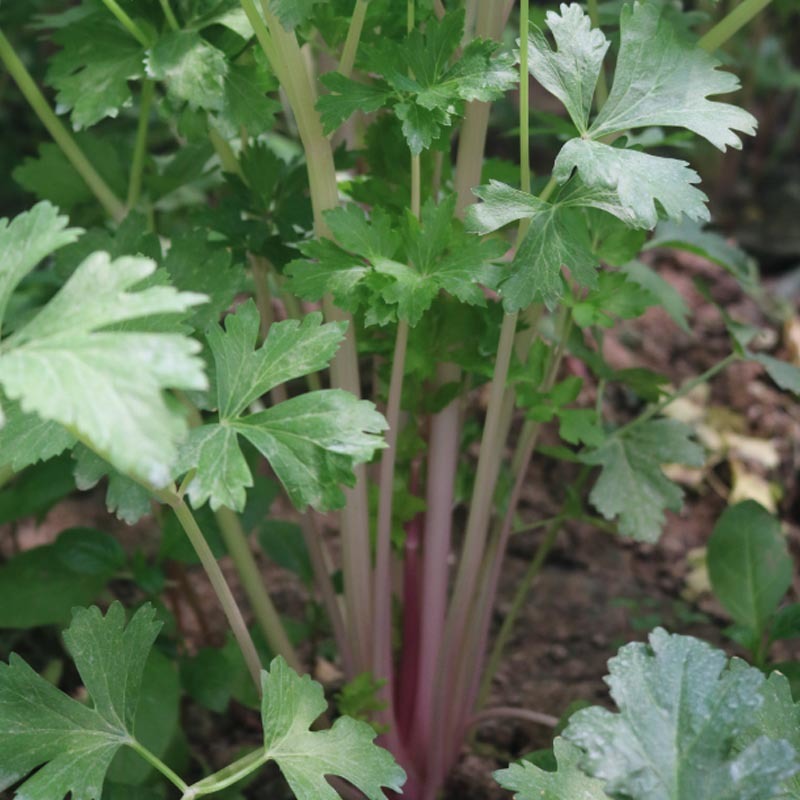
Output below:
[1,244,799,800]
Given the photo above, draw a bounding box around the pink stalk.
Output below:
[396,463,424,742]
[409,363,462,761]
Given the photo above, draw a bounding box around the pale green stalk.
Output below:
[158,0,181,31]
[214,506,302,672]
[99,0,152,46]
[154,487,264,689]
[242,0,373,673]
[699,0,774,52]
[338,0,369,78]
[127,80,155,208]
[0,30,126,222]
[586,0,608,107]
[128,740,189,792]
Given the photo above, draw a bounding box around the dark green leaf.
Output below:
[707,500,792,639]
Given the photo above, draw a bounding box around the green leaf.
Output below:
[318,73,393,134]
[107,650,180,786]
[288,199,503,324]
[146,31,228,111]
[0,454,76,525]
[0,603,161,799]
[13,136,128,217]
[47,15,146,129]
[495,737,610,799]
[0,400,76,471]
[180,304,386,511]
[0,251,208,487]
[258,520,313,585]
[750,353,800,395]
[0,202,81,334]
[570,271,657,329]
[564,628,799,800]
[466,180,548,234]
[554,139,709,229]
[232,391,387,511]
[162,232,241,332]
[0,543,109,629]
[259,656,406,799]
[582,419,704,541]
[73,445,152,525]
[528,4,610,134]
[621,260,691,334]
[771,605,800,642]
[357,10,515,154]
[645,219,758,292]
[268,0,323,30]
[707,500,792,639]
[217,58,280,137]
[209,300,347,418]
[500,204,598,311]
[53,527,126,577]
[588,0,757,150]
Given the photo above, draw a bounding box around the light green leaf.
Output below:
[0,603,161,800]
[737,672,800,799]
[495,738,610,799]
[528,3,610,134]
[0,400,75,471]
[571,271,656,329]
[707,500,792,639]
[146,31,228,111]
[751,353,800,395]
[554,139,709,229]
[47,15,146,129]
[73,445,152,525]
[233,391,387,511]
[500,204,598,311]
[466,180,548,234]
[0,202,81,334]
[209,300,347,419]
[259,657,406,799]
[589,0,757,150]
[0,252,208,487]
[564,628,799,800]
[582,418,704,541]
[181,424,252,512]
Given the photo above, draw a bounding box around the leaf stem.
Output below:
[214,506,302,672]
[615,352,738,439]
[187,747,270,797]
[155,487,264,690]
[586,0,609,107]
[477,517,564,706]
[698,0,773,52]
[127,80,155,209]
[469,706,558,729]
[99,0,153,47]
[338,0,369,78]
[0,29,126,222]
[158,0,181,31]
[128,739,189,792]
[209,125,244,179]
[518,0,531,194]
